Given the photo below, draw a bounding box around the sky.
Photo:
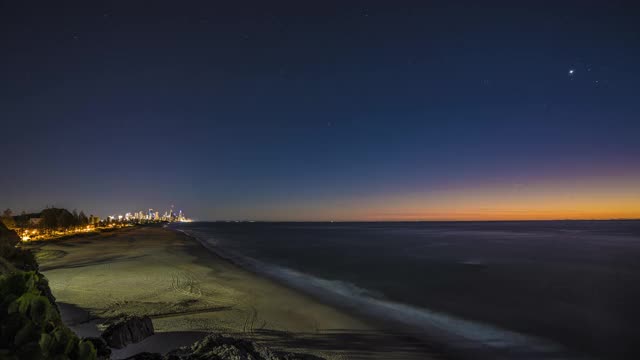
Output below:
[1,1,639,221]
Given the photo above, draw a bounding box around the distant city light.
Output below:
[16,206,192,242]
[106,206,192,223]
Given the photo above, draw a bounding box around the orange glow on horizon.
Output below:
[271,174,640,221]
[357,179,640,221]
[359,209,640,221]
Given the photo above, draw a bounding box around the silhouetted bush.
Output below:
[0,271,96,359]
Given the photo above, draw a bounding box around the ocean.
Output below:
[173,221,640,359]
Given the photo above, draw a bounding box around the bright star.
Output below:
[568,69,575,75]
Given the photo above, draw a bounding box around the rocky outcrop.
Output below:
[128,333,324,360]
[84,337,112,360]
[102,315,155,348]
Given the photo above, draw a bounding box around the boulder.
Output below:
[165,333,324,360]
[101,315,155,348]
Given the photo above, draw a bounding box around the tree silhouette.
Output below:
[72,209,79,226]
[79,211,89,226]
[1,208,16,229]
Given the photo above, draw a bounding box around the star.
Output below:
[568,69,575,75]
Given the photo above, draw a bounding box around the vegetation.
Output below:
[0,272,96,360]
[1,209,16,230]
[0,221,37,272]
[4,207,97,231]
[39,208,95,234]
[0,222,96,359]
[4,207,104,242]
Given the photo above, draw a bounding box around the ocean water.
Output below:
[173,221,640,359]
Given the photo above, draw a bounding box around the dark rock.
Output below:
[165,333,324,360]
[84,337,112,360]
[102,315,155,348]
[124,352,164,360]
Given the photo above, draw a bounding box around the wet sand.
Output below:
[28,226,442,360]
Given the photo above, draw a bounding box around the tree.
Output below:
[72,209,79,227]
[1,208,16,229]
[41,209,59,232]
[57,211,74,230]
[15,210,29,232]
[79,211,89,226]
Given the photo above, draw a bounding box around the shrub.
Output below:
[0,271,96,360]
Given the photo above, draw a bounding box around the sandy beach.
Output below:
[27,225,441,360]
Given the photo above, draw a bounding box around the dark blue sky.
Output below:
[2,1,639,220]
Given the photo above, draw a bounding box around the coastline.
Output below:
[28,225,442,359]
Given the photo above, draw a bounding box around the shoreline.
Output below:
[28,224,442,359]
[174,226,457,357]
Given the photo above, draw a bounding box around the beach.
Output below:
[27,225,441,360]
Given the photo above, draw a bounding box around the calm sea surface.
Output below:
[173,221,640,359]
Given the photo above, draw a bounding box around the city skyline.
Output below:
[109,206,191,223]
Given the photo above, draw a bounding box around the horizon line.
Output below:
[191,218,640,223]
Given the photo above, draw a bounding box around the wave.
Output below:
[174,227,580,359]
